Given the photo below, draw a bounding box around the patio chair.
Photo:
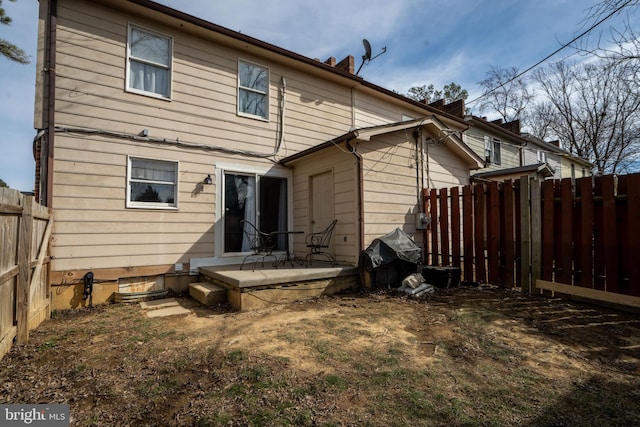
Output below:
[239,220,278,270]
[305,219,338,266]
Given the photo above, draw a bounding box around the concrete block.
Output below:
[146,306,191,318]
[189,282,227,306]
[140,298,179,310]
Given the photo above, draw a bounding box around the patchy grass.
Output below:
[1,288,640,426]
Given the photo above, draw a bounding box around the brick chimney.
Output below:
[335,55,355,74]
[324,57,336,67]
[427,99,465,118]
[501,119,521,135]
[428,99,445,109]
[442,99,465,118]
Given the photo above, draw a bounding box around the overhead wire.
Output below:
[466,0,635,106]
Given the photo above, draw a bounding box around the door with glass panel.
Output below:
[223,172,287,254]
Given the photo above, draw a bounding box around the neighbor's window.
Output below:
[127,157,178,209]
[484,136,501,165]
[537,150,547,163]
[238,60,269,119]
[127,25,172,98]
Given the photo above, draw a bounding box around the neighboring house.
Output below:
[33,0,483,306]
[521,134,593,180]
[429,99,592,182]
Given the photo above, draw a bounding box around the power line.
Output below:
[467,0,634,106]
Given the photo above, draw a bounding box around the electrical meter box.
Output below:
[415,212,430,230]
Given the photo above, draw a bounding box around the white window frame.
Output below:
[126,156,179,210]
[537,150,547,163]
[484,136,501,165]
[492,138,501,165]
[237,59,269,120]
[126,24,173,100]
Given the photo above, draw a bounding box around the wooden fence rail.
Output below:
[0,187,52,360]
[423,173,640,306]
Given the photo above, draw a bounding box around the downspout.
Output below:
[45,0,57,207]
[345,140,364,255]
[413,128,422,210]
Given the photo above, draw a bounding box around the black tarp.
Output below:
[358,228,423,288]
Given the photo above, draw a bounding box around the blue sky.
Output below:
[0,0,631,191]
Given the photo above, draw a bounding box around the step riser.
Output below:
[189,282,228,306]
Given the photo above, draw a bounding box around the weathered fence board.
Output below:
[462,185,474,284]
[439,188,450,266]
[0,187,52,360]
[423,173,640,307]
[474,183,487,283]
[502,180,515,289]
[451,187,461,267]
[487,182,500,285]
[429,189,438,266]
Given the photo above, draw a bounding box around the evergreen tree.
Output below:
[1,0,29,64]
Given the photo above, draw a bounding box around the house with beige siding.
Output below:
[32,0,483,307]
[521,134,593,180]
[428,99,592,182]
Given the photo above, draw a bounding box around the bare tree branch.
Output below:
[533,59,640,174]
[477,66,534,123]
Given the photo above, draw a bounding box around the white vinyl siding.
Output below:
[127,24,172,99]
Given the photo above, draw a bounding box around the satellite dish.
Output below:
[363,39,372,61]
[356,38,387,75]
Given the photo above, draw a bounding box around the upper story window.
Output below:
[127,25,172,99]
[537,150,547,163]
[484,136,501,166]
[238,60,269,120]
[127,157,178,209]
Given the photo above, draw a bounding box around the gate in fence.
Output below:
[1,187,53,360]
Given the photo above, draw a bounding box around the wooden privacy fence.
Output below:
[1,187,53,360]
[423,173,640,306]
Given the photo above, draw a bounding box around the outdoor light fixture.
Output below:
[203,174,212,185]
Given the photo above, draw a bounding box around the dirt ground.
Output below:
[1,286,640,426]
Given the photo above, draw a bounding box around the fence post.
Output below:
[503,180,515,288]
[16,196,34,344]
[530,178,542,294]
[520,177,531,292]
[628,174,640,294]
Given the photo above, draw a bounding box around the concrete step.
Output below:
[140,298,179,310]
[140,298,191,318]
[189,282,227,306]
[146,305,191,318]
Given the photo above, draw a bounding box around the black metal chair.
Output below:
[305,219,338,266]
[239,220,278,270]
